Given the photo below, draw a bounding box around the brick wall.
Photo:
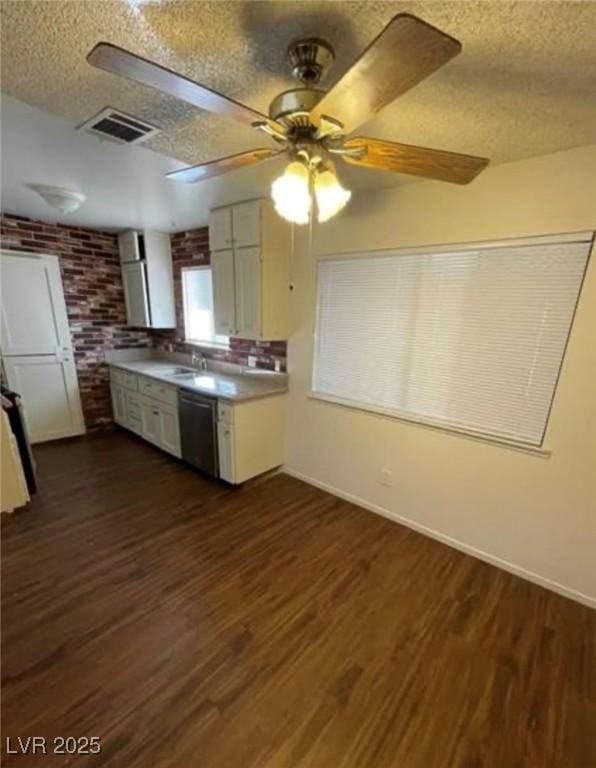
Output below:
[0,214,151,429]
[1,215,288,430]
[151,227,288,372]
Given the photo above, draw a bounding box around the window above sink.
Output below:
[181,266,229,349]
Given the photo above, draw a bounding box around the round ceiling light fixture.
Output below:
[27,184,87,214]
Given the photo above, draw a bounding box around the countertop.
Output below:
[109,360,288,403]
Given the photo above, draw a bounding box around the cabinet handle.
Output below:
[153,410,159,416]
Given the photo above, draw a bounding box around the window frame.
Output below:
[181,265,229,350]
[310,231,593,454]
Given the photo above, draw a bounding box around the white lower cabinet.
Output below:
[140,395,162,445]
[217,421,235,483]
[139,394,181,458]
[159,403,181,458]
[110,368,181,458]
[110,366,284,479]
[217,395,285,484]
[110,383,127,427]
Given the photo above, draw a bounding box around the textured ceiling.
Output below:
[1,0,596,181]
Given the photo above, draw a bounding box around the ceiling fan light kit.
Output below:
[87,13,490,225]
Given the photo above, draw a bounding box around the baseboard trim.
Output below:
[284,468,596,610]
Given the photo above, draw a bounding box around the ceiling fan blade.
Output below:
[166,148,282,184]
[87,42,284,133]
[341,137,489,184]
[310,13,461,135]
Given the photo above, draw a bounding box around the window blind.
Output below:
[313,236,591,446]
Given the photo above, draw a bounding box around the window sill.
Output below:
[308,391,552,457]
[184,339,230,352]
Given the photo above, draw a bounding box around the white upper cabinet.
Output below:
[211,249,236,336]
[208,199,290,340]
[209,207,233,251]
[144,231,176,328]
[234,247,261,339]
[122,262,150,327]
[118,230,141,263]
[232,201,261,248]
[118,230,175,329]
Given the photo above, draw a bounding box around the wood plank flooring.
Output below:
[2,430,594,767]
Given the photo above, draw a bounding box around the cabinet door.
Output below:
[217,421,235,483]
[234,247,261,339]
[209,208,233,250]
[118,230,140,263]
[111,384,127,427]
[159,404,181,458]
[122,263,150,327]
[211,249,236,336]
[140,397,161,445]
[144,231,176,328]
[232,201,261,248]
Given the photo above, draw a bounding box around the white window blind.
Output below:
[313,236,591,446]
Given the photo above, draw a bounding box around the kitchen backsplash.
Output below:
[0,214,288,429]
[151,227,288,372]
[0,213,152,428]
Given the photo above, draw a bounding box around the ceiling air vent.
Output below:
[78,107,160,145]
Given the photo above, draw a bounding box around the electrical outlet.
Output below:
[247,355,257,368]
[379,468,393,487]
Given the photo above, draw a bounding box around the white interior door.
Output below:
[234,247,261,339]
[211,249,236,336]
[1,251,69,355]
[1,249,85,443]
[3,356,84,442]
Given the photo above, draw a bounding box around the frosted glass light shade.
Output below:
[271,161,311,225]
[314,168,351,223]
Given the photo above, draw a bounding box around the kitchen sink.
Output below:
[163,367,197,376]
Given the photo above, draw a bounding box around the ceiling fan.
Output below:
[87,13,489,224]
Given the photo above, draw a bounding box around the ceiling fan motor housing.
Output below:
[269,88,325,130]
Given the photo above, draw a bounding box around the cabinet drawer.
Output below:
[123,372,138,391]
[138,377,177,405]
[126,390,141,420]
[217,401,234,424]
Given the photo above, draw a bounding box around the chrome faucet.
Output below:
[191,351,208,371]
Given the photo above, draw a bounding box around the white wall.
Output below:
[285,144,596,606]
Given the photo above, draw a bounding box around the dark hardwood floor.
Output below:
[1,430,594,767]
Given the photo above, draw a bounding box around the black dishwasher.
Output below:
[178,390,219,477]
